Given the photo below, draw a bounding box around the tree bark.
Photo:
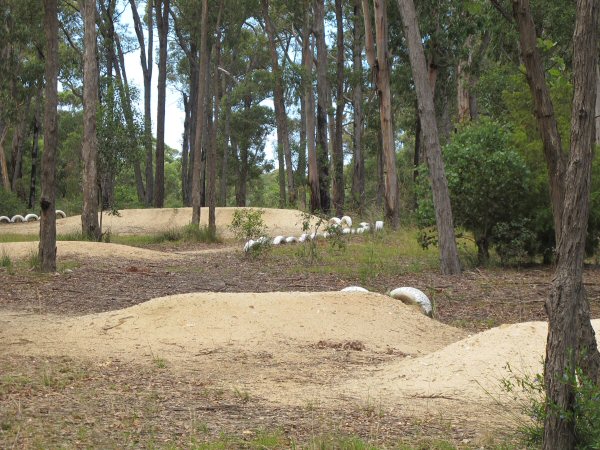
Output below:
[191,0,209,225]
[541,0,600,447]
[154,0,169,208]
[351,0,365,213]
[263,0,295,207]
[512,0,566,236]
[10,97,31,194]
[28,94,41,209]
[303,7,319,213]
[208,0,224,235]
[595,64,600,146]
[314,0,331,214]
[220,86,231,206]
[332,0,345,217]
[363,0,399,228]
[396,0,461,275]
[0,124,9,191]
[40,0,59,272]
[81,0,100,241]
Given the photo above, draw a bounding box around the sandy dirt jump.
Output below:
[3,207,600,446]
[0,207,318,239]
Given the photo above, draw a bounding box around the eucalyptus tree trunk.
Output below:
[182,92,190,204]
[298,88,307,209]
[262,0,295,207]
[81,0,100,241]
[332,0,345,217]
[362,0,399,228]
[191,0,209,225]
[220,86,231,206]
[40,0,59,272]
[314,0,330,213]
[511,0,600,447]
[130,0,154,205]
[0,123,9,191]
[10,97,30,194]
[396,0,461,275]
[303,6,319,213]
[154,0,169,208]
[207,0,224,235]
[28,94,41,209]
[351,0,365,212]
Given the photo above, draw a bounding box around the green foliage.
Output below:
[229,208,268,241]
[0,189,28,216]
[417,119,533,264]
[503,363,600,449]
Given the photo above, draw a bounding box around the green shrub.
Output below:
[229,208,268,241]
[503,363,600,449]
[0,189,28,217]
[416,119,534,265]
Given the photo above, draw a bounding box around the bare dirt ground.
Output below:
[2,208,600,449]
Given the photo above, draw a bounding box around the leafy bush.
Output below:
[229,208,268,241]
[503,363,600,449]
[0,189,28,217]
[417,119,534,265]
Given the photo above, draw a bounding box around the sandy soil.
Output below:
[0,240,188,260]
[0,207,319,238]
[3,207,599,445]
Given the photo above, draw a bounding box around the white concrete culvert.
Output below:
[56,209,67,219]
[24,213,39,222]
[340,286,369,293]
[0,216,10,224]
[10,214,25,223]
[389,287,433,317]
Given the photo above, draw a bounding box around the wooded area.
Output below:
[1,0,599,446]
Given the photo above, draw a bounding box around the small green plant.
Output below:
[233,387,251,403]
[1,250,13,273]
[229,208,268,241]
[153,357,168,369]
[27,249,41,271]
[182,224,222,243]
[502,362,600,448]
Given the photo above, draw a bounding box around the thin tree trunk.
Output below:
[363,0,399,228]
[351,0,365,213]
[220,86,231,206]
[154,0,169,208]
[314,0,330,213]
[397,0,461,274]
[263,0,295,207]
[187,48,199,206]
[81,0,100,241]
[192,0,209,225]
[182,93,190,204]
[10,98,31,194]
[331,0,345,216]
[0,124,9,191]
[40,0,59,272]
[298,87,307,209]
[303,6,319,213]
[208,0,224,234]
[595,64,600,146]
[28,94,41,209]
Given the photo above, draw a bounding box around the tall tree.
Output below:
[510,0,600,446]
[191,0,209,225]
[363,0,399,228]
[331,0,345,216]
[39,0,59,272]
[129,0,154,206]
[154,0,170,208]
[351,0,365,213]
[396,0,461,275]
[314,0,330,213]
[303,4,319,213]
[81,0,100,240]
[262,0,295,207]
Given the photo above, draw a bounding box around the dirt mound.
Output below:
[0,207,319,238]
[0,291,465,405]
[0,240,187,261]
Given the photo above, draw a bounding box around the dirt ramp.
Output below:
[0,241,185,261]
[0,292,465,362]
[342,320,600,412]
[0,207,319,238]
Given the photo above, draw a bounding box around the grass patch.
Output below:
[111,224,222,247]
[272,227,444,286]
[0,233,38,243]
